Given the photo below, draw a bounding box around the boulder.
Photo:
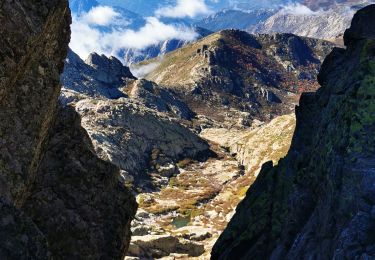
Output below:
[128,235,205,258]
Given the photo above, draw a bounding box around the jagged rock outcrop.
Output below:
[62,50,194,120]
[0,0,136,258]
[201,114,296,176]
[0,198,50,259]
[212,5,375,259]
[61,50,135,102]
[85,52,136,85]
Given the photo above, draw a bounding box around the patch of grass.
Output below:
[237,186,249,197]
[177,158,193,169]
[147,205,180,215]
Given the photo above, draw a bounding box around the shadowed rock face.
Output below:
[22,107,137,259]
[61,49,136,101]
[0,0,71,205]
[212,5,375,260]
[0,0,137,258]
[85,52,136,85]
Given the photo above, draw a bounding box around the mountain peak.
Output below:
[138,29,334,126]
[85,52,136,84]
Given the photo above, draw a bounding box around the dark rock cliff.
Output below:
[22,108,136,259]
[212,5,375,260]
[0,0,137,259]
[0,0,71,205]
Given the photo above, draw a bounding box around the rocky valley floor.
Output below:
[126,115,296,259]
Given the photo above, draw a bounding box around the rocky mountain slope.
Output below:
[196,9,275,32]
[212,5,375,259]
[0,1,136,258]
[303,0,372,10]
[141,30,334,125]
[249,2,372,42]
[201,114,296,176]
[61,51,211,191]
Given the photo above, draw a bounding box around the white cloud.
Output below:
[155,0,212,18]
[70,19,103,59]
[81,6,121,26]
[101,17,198,50]
[281,3,317,16]
[130,61,161,78]
[70,6,198,61]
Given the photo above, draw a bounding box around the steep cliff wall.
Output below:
[0,0,71,205]
[212,5,375,259]
[0,1,136,258]
[22,108,137,259]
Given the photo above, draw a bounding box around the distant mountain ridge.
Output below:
[248,4,357,41]
[197,1,375,42]
[196,9,275,32]
[123,27,212,65]
[303,0,372,10]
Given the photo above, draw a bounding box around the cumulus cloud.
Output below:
[155,0,212,18]
[101,17,198,50]
[70,6,198,61]
[280,3,318,15]
[70,19,103,59]
[81,6,121,26]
